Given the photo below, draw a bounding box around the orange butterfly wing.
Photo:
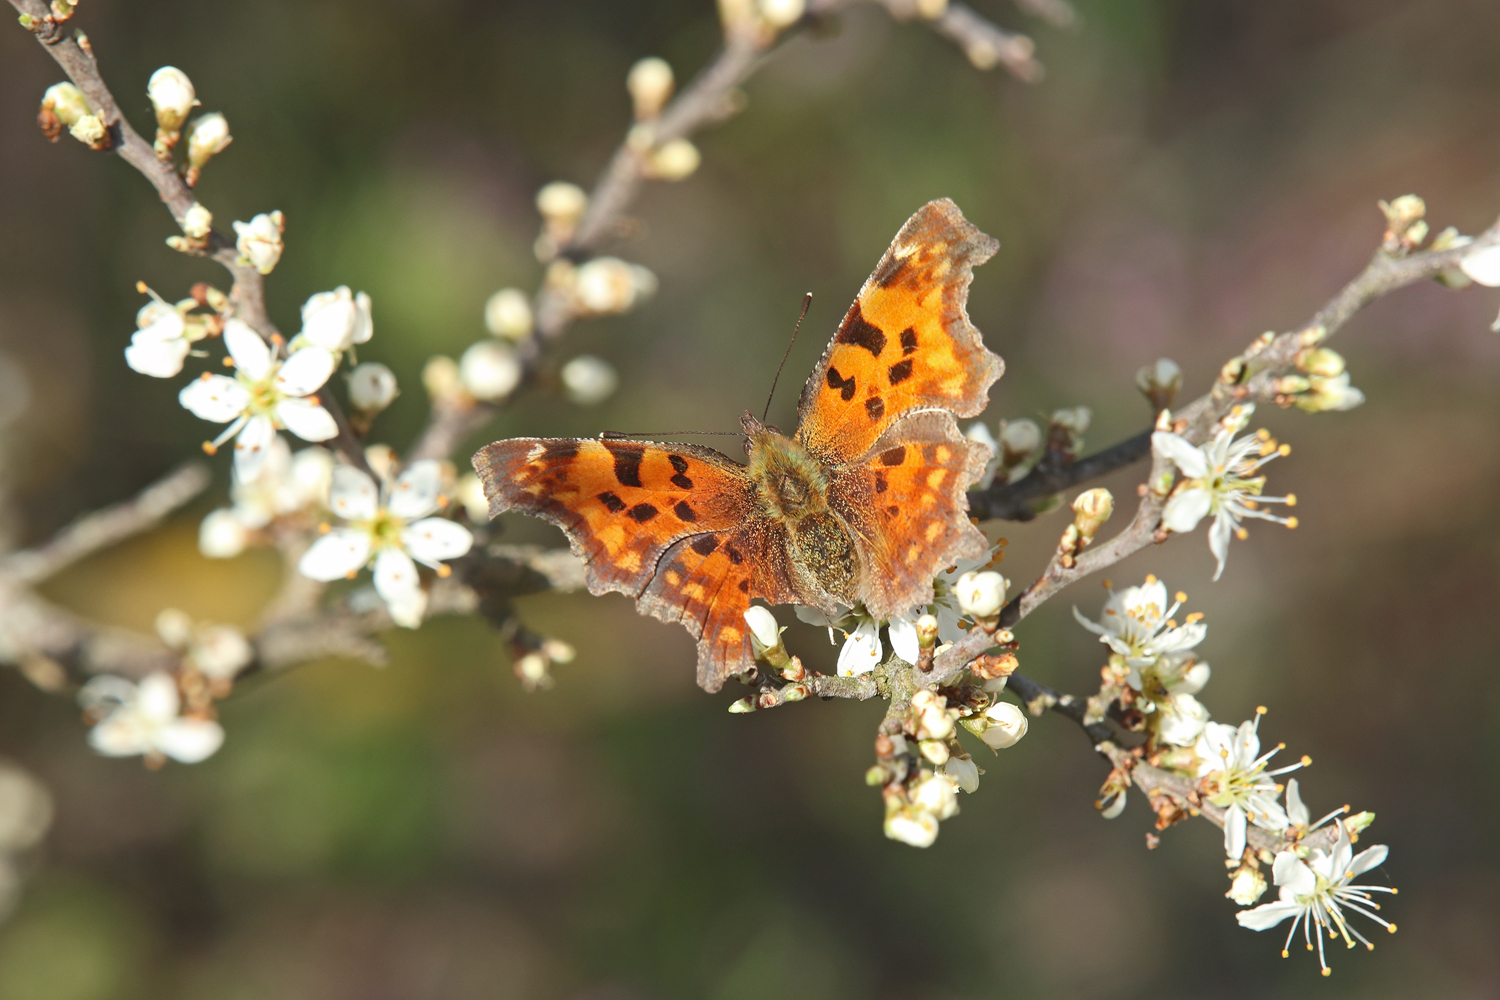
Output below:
[472,438,796,691]
[794,198,1002,465]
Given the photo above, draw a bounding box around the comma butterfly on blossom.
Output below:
[473,199,1003,691]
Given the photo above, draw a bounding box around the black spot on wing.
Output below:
[674,501,698,522]
[875,254,911,288]
[738,579,750,592]
[610,446,643,488]
[875,474,888,494]
[826,367,857,402]
[597,491,626,513]
[691,534,719,556]
[628,503,659,522]
[836,303,887,357]
[880,446,906,467]
[888,359,914,385]
[669,455,690,473]
[865,396,885,420]
[885,505,899,517]
[726,545,744,565]
[670,473,694,490]
[900,328,917,355]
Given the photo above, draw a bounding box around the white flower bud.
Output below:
[911,770,958,819]
[191,625,253,680]
[627,57,675,120]
[647,139,701,181]
[916,0,948,17]
[233,211,284,275]
[199,508,247,558]
[422,355,464,403]
[758,0,805,28]
[186,112,232,169]
[536,181,588,224]
[1459,243,1500,287]
[69,114,107,148]
[909,689,954,741]
[155,608,194,649]
[955,570,1006,619]
[147,66,197,132]
[977,700,1028,749]
[483,288,533,340]
[347,362,398,412]
[460,340,522,401]
[42,82,90,126]
[1135,357,1182,410]
[561,355,619,406]
[944,755,979,794]
[1226,864,1268,905]
[181,202,213,239]
[998,418,1041,462]
[300,286,372,353]
[918,739,950,766]
[574,257,655,314]
[883,806,939,848]
[1070,488,1114,543]
[514,651,552,691]
[542,638,576,664]
[456,473,490,521]
[1050,406,1091,436]
[743,606,781,655]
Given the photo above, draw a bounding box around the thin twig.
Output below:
[969,429,1152,521]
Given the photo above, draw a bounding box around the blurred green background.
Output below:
[2,0,1499,997]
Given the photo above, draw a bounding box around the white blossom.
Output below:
[125,300,193,378]
[560,354,618,406]
[574,257,655,314]
[297,461,473,628]
[955,569,1006,619]
[156,609,253,681]
[1459,242,1500,286]
[944,755,979,794]
[883,806,939,848]
[80,673,223,764]
[1195,714,1304,859]
[178,319,339,481]
[233,211,284,275]
[910,770,958,820]
[460,340,522,401]
[837,618,882,677]
[1236,822,1395,975]
[181,202,214,239]
[1153,404,1297,580]
[743,606,781,657]
[971,700,1027,749]
[298,286,373,354]
[198,507,248,558]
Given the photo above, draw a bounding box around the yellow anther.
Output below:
[1235,527,1249,540]
[318,522,330,533]
[1300,755,1312,766]
[222,356,234,366]
[1256,428,1271,441]
[1185,612,1204,624]
[1175,591,1187,603]
[1276,741,1286,749]
[1285,493,1297,506]
[1279,443,1291,456]
[201,441,217,455]
[345,570,357,579]
[1321,969,1331,977]
[1145,573,1157,584]
[436,564,452,578]
[1280,950,1289,958]
[1102,579,1112,589]
[1256,705,1268,715]
[136,280,149,293]
[1286,516,1299,529]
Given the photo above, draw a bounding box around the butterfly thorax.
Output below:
[741,412,858,608]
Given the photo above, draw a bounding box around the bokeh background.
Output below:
[2,0,1499,997]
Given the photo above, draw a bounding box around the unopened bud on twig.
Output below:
[181,202,213,239]
[744,606,791,668]
[574,257,656,314]
[232,211,284,275]
[1069,487,1113,544]
[968,700,1028,749]
[536,181,588,239]
[484,288,534,340]
[1296,347,1345,378]
[758,0,805,29]
[460,341,522,402]
[998,418,1041,467]
[1227,862,1268,905]
[627,57,675,121]
[646,138,701,181]
[422,355,465,406]
[348,362,398,413]
[944,755,978,793]
[70,113,109,149]
[185,112,231,186]
[908,689,955,741]
[148,66,197,158]
[1135,357,1182,411]
[41,82,90,129]
[1379,194,1427,252]
[955,570,1006,620]
[561,355,619,406]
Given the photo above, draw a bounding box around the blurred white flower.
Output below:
[198,507,248,558]
[1236,822,1395,975]
[1195,714,1303,859]
[299,286,373,353]
[484,288,533,340]
[883,806,938,848]
[647,139,701,181]
[460,340,522,401]
[297,461,473,628]
[560,354,618,405]
[627,56,674,120]
[944,755,979,794]
[1153,405,1297,580]
[1458,242,1500,286]
[80,673,223,764]
[536,181,588,225]
[573,257,655,314]
[233,211,284,275]
[910,770,958,820]
[179,320,338,480]
[347,362,398,412]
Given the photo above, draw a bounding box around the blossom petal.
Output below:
[888,615,919,666]
[275,346,336,396]
[1285,777,1309,828]
[233,415,279,482]
[298,528,372,580]
[88,715,152,757]
[1273,852,1316,896]
[1224,803,1247,859]
[1071,605,1113,637]
[1162,487,1212,533]
[1348,843,1389,877]
[136,672,182,724]
[374,548,423,628]
[1460,243,1500,286]
[328,466,379,521]
[223,318,273,380]
[179,375,250,423]
[837,620,882,677]
[1235,900,1301,930]
[1208,510,1234,580]
[401,518,473,565]
[1178,660,1211,694]
[154,719,225,763]
[1156,693,1208,746]
[125,336,190,378]
[275,397,338,442]
[388,460,443,519]
[1152,431,1209,478]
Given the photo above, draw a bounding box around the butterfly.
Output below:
[473,199,1004,691]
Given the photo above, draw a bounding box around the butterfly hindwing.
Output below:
[473,438,757,598]
[828,409,991,620]
[795,198,1003,465]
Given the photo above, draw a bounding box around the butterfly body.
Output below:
[475,199,1004,691]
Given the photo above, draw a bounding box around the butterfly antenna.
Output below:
[762,293,813,424]
[600,430,742,439]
